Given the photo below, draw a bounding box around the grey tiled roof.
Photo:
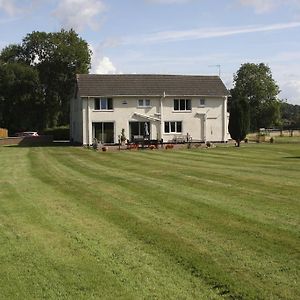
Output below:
[76,74,229,97]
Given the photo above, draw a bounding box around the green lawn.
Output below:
[0,143,299,299]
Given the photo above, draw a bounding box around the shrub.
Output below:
[43,126,69,140]
[165,144,174,149]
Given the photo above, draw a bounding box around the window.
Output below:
[94,98,113,110]
[129,122,150,141]
[93,122,114,143]
[138,99,151,107]
[174,99,191,111]
[200,98,205,106]
[164,121,182,133]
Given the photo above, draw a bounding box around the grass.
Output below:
[0,143,299,299]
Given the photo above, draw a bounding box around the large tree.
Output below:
[228,95,250,147]
[231,63,280,131]
[0,62,44,133]
[0,29,91,128]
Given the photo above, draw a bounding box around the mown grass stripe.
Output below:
[0,144,299,299]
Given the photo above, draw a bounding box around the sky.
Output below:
[1,0,300,105]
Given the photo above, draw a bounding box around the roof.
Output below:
[76,74,229,97]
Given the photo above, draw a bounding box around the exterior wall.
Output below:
[161,96,227,142]
[75,95,228,145]
[70,95,83,144]
[86,96,161,145]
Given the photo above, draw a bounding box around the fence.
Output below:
[0,128,8,138]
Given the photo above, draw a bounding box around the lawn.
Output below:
[0,143,299,299]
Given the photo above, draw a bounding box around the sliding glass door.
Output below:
[93,122,114,144]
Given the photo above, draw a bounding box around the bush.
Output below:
[42,126,69,140]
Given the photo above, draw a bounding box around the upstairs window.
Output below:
[94,98,113,110]
[200,98,206,107]
[138,99,151,107]
[174,99,191,111]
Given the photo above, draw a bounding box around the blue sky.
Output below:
[1,0,300,104]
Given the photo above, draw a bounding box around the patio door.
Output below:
[129,122,150,141]
[93,122,114,143]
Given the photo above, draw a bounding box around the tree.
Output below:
[0,29,92,128]
[280,101,300,129]
[0,62,44,134]
[228,96,250,147]
[231,63,280,131]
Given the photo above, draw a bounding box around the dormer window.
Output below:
[94,98,113,110]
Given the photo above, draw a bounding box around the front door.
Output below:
[93,122,114,143]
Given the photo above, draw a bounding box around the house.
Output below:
[70,74,230,145]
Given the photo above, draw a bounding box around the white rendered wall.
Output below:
[78,95,228,145]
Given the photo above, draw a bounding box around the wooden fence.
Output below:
[0,128,8,138]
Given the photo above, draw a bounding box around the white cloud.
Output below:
[94,56,117,74]
[280,79,300,104]
[123,22,300,45]
[53,0,106,31]
[0,0,32,16]
[90,45,118,74]
[237,0,300,14]
[272,64,300,104]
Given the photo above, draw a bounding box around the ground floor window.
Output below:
[93,122,114,143]
[129,121,150,141]
[164,121,182,133]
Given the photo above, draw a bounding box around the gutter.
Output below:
[79,94,229,98]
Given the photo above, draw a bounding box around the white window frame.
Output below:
[173,99,192,111]
[94,98,113,111]
[137,99,151,108]
[199,98,206,107]
[164,121,182,134]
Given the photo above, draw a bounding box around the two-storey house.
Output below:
[70,74,229,145]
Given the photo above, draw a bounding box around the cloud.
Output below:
[53,0,106,31]
[237,0,280,13]
[237,0,300,14]
[279,79,300,105]
[0,0,32,16]
[94,56,117,74]
[272,63,300,104]
[90,45,118,74]
[123,22,300,45]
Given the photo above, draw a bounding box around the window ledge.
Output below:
[172,110,192,113]
[93,110,114,112]
[164,132,183,134]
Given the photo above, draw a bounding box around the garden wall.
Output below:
[0,135,53,146]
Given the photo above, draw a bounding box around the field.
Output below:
[0,143,299,299]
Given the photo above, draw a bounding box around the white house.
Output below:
[70,74,229,145]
